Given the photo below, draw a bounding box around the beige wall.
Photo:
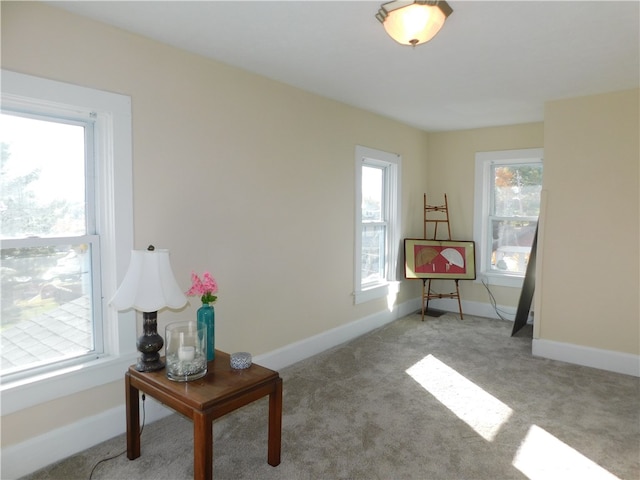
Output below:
[1,2,429,448]
[425,123,544,306]
[424,96,640,357]
[2,0,639,467]
[539,89,639,354]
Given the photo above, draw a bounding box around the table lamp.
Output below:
[111,245,187,372]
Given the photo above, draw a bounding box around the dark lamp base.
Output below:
[135,356,165,372]
[135,310,165,372]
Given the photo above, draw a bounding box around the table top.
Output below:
[127,350,279,411]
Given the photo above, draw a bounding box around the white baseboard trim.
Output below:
[426,297,517,321]
[254,297,421,370]
[2,297,420,479]
[532,339,640,377]
[1,396,172,480]
[426,298,640,377]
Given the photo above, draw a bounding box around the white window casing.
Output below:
[473,148,543,288]
[0,70,135,415]
[354,145,401,304]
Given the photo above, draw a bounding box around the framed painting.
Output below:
[404,239,476,280]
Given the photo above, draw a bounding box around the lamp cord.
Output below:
[481,278,514,322]
[88,394,146,480]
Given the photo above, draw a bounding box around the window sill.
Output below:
[0,352,137,415]
[476,272,525,289]
[354,281,399,305]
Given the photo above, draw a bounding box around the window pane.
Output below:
[0,113,86,239]
[361,224,386,284]
[492,165,542,217]
[362,165,383,222]
[490,220,537,274]
[1,244,95,376]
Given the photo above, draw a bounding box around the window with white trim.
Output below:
[354,146,401,304]
[1,108,105,379]
[0,70,135,413]
[474,149,543,288]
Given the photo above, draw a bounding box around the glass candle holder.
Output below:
[165,321,207,382]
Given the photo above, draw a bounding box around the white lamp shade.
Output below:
[111,249,187,312]
[384,3,446,45]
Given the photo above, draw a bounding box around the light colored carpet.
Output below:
[21,313,640,479]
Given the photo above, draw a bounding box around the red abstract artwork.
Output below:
[413,245,466,274]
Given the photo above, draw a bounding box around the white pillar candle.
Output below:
[178,345,195,361]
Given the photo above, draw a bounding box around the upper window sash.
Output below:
[1,108,97,241]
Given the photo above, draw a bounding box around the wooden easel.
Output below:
[422,194,464,320]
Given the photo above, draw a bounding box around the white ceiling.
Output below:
[48,1,639,132]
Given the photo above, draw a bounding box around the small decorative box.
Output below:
[230,352,252,370]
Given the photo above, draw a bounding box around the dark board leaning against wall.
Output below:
[512,226,538,336]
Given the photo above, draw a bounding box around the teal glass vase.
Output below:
[197,303,215,361]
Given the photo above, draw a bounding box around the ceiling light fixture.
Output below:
[376,0,453,47]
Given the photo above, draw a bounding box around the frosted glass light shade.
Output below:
[111,248,187,312]
[376,1,452,46]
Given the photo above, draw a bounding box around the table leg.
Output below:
[125,373,141,460]
[268,377,283,466]
[193,410,213,480]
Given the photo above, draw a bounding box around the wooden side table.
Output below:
[125,350,282,480]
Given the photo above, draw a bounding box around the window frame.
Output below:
[1,109,105,379]
[0,70,136,415]
[473,148,543,288]
[354,145,401,304]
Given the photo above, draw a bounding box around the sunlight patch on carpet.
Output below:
[512,425,620,480]
[406,354,513,441]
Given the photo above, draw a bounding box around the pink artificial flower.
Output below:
[186,271,218,304]
[202,272,218,295]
